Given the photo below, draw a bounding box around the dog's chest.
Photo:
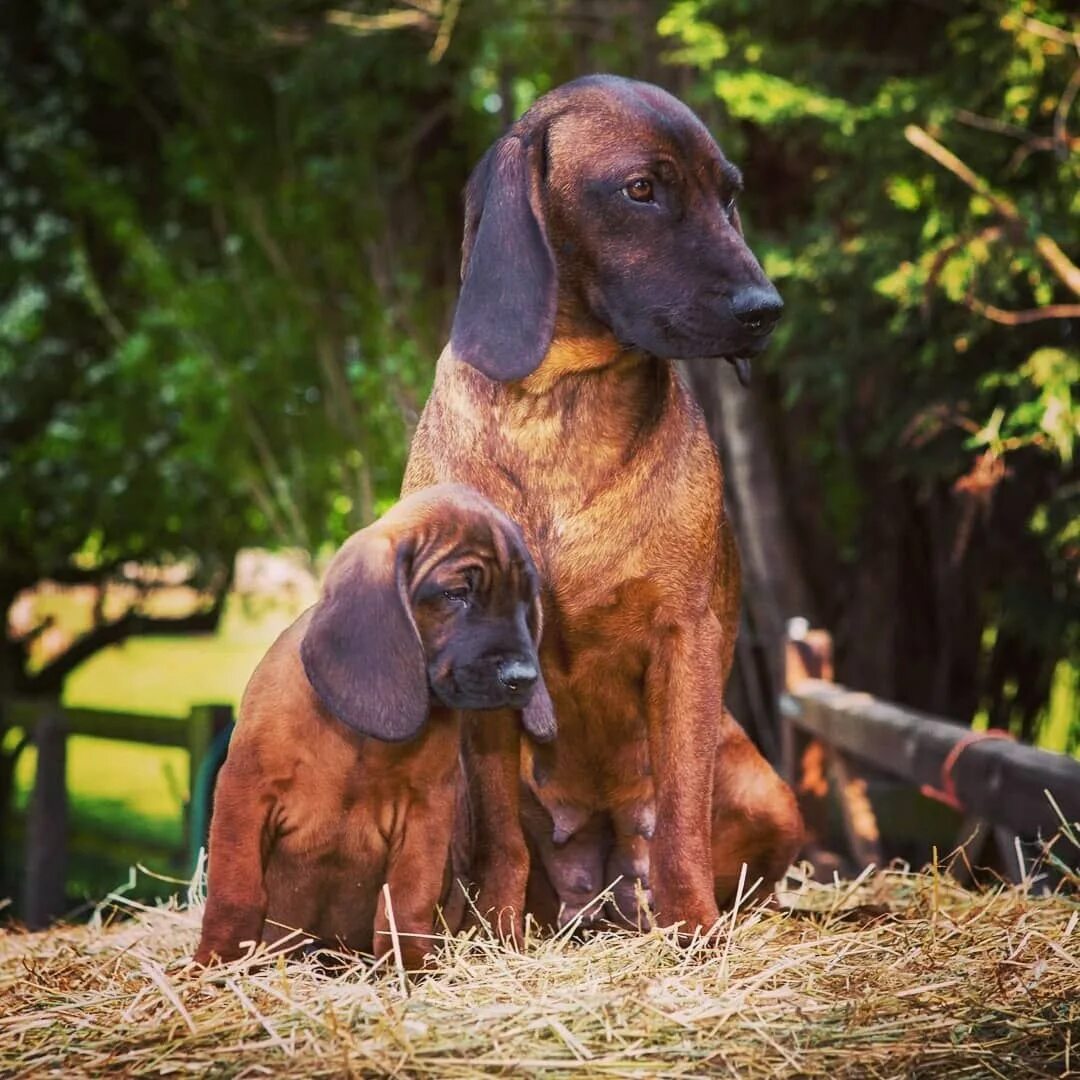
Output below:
[274,733,455,861]
[276,771,384,861]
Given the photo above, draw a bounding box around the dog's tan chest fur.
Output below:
[406,349,722,816]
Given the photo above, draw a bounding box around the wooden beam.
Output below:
[993,826,1027,884]
[794,738,833,849]
[781,627,847,874]
[948,815,992,887]
[23,705,68,929]
[784,627,834,687]
[9,699,203,749]
[785,681,1080,839]
[185,703,233,863]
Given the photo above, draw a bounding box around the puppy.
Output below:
[194,484,554,970]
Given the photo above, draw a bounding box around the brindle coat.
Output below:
[195,484,553,969]
[404,76,803,936]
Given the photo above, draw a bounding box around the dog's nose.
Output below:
[730,286,783,336]
[498,659,538,693]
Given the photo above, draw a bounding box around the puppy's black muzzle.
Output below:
[431,653,541,711]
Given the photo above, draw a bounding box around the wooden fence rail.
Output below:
[781,628,1080,881]
[5,698,232,929]
[7,632,1077,925]
[783,681,1080,838]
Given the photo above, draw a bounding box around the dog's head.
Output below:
[300,484,555,743]
[451,74,781,385]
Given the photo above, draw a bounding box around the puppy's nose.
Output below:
[498,659,538,693]
[730,286,783,336]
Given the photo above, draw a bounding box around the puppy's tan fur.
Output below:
[195,485,551,968]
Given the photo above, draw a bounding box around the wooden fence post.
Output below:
[23,702,68,930]
[187,705,214,814]
[825,746,885,869]
[782,623,889,874]
[782,623,836,863]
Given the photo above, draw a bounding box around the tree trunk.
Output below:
[682,360,815,759]
[835,484,902,701]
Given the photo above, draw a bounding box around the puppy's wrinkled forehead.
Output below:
[412,513,513,579]
[404,499,535,598]
[323,489,533,595]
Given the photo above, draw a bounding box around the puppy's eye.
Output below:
[724,195,737,218]
[623,178,655,203]
[442,587,469,605]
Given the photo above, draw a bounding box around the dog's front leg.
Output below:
[645,612,723,934]
[375,789,458,972]
[195,753,273,965]
[461,709,529,945]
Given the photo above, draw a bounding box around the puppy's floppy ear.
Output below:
[521,588,557,743]
[451,130,557,382]
[522,674,557,743]
[301,536,429,742]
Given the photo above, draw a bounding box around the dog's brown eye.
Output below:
[443,587,469,605]
[624,178,654,203]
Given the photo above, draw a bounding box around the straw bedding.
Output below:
[2,859,1077,1078]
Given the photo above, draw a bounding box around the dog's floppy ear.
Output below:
[301,535,429,742]
[521,588,557,742]
[451,130,557,382]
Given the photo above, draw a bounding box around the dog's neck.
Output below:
[443,337,675,466]
[519,334,625,395]
[512,338,669,416]
[428,340,690,539]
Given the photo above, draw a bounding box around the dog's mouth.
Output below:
[725,355,753,388]
[429,671,538,713]
[621,338,758,387]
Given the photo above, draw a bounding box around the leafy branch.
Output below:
[905,124,1080,322]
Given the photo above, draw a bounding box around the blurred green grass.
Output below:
[6,596,1077,908]
[8,598,294,902]
[1042,659,1079,755]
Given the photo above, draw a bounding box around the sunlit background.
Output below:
[2,0,1076,915]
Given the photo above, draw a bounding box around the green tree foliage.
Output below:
[661,0,1078,743]
[0,0,666,687]
[1,0,1076,757]
[1,1,473,695]
[2,3,241,694]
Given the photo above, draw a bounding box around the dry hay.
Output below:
[1,857,1078,1079]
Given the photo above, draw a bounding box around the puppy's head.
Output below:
[451,74,781,384]
[300,484,555,743]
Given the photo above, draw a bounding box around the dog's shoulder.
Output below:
[232,610,328,753]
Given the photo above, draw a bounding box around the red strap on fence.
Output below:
[920,729,1014,811]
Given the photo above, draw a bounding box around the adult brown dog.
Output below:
[195,484,554,970]
[403,76,802,936]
